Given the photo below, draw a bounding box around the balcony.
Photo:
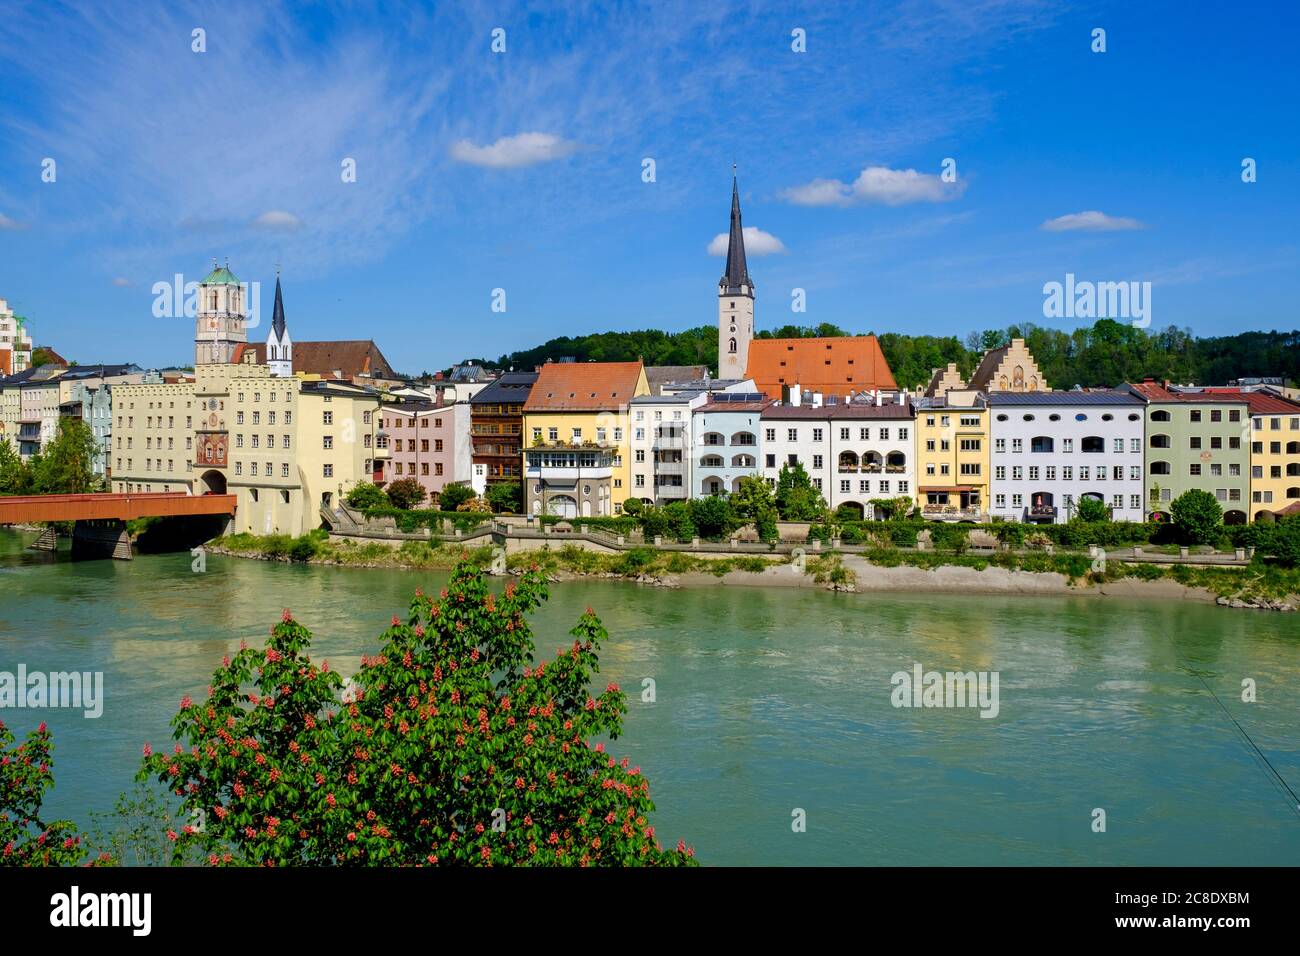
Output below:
[922,505,986,522]
[1028,505,1057,519]
[655,483,688,499]
[652,432,686,449]
[655,460,685,476]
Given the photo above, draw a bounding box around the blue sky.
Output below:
[1,0,1297,373]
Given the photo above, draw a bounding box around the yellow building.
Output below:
[914,389,989,519]
[1244,392,1300,520]
[113,355,379,535]
[521,361,649,517]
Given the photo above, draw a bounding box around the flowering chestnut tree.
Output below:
[141,560,696,866]
[1,720,86,866]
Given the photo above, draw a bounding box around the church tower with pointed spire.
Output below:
[718,168,754,381]
[265,270,293,377]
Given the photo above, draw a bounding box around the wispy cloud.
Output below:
[450,132,578,169]
[1040,211,1146,232]
[111,277,132,287]
[0,213,28,230]
[708,226,785,257]
[780,166,966,206]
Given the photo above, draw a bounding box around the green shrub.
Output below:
[1170,489,1223,545]
[289,535,318,562]
[345,481,389,510]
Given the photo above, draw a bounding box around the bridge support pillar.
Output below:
[28,527,58,551]
[71,519,133,561]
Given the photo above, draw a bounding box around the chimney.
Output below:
[811,391,823,408]
[789,383,802,407]
[876,389,883,407]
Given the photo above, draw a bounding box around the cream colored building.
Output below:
[967,338,1050,393]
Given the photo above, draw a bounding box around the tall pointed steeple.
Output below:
[266,268,293,377]
[271,273,286,340]
[720,167,752,294]
[717,165,755,381]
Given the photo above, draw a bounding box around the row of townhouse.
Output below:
[0,363,147,473]
[508,358,1300,525]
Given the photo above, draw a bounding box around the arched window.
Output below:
[1288,442,1300,455]
[1081,436,1104,453]
[729,337,737,353]
[1150,461,1171,475]
[1030,436,1053,453]
[1151,409,1171,422]
[1287,487,1300,499]
[1150,434,1171,448]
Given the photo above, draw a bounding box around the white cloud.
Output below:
[780,166,965,206]
[708,226,786,257]
[251,210,305,233]
[0,213,28,230]
[1040,211,1145,232]
[112,277,131,287]
[449,132,578,169]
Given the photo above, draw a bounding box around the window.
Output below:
[995,439,1006,453]
[840,480,850,493]
[1190,410,1202,422]
[812,428,823,442]
[813,454,823,469]
[995,466,1006,481]
[1012,439,1023,453]
[995,494,1006,508]
[765,428,776,442]
[787,428,798,442]
[1012,494,1023,508]
[323,436,333,450]
[1081,436,1104,453]
[323,464,333,478]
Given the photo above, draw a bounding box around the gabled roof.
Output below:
[1175,387,1300,415]
[470,371,538,404]
[745,336,897,400]
[967,345,1010,391]
[523,361,646,412]
[645,365,708,395]
[243,340,399,380]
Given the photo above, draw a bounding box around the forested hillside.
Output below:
[487,319,1298,390]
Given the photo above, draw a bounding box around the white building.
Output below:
[692,394,770,496]
[760,390,916,518]
[630,392,701,504]
[987,392,1146,523]
[0,298,34,376]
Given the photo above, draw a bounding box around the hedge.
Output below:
[809,519,1175,549]
[361,506,491,534]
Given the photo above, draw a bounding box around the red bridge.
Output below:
[0,493,237,560]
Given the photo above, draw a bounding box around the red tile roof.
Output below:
[246,340,398,380]
[1190,388,1300,415]
[523,361,645,411]
[1126,381,1248,403]
[745,336,896,400]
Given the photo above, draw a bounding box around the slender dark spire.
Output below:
[271,274,286,340]
[720,166,751,293]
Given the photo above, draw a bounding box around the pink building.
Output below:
[377,399,472,502]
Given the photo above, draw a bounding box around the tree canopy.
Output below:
[490,320,1298,390]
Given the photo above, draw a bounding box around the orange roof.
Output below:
[523,361,645,412]
[746,336,896,401]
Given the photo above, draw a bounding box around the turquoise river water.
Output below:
[1,527,1298,865]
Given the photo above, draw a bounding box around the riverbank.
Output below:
[205,531,1300,611]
